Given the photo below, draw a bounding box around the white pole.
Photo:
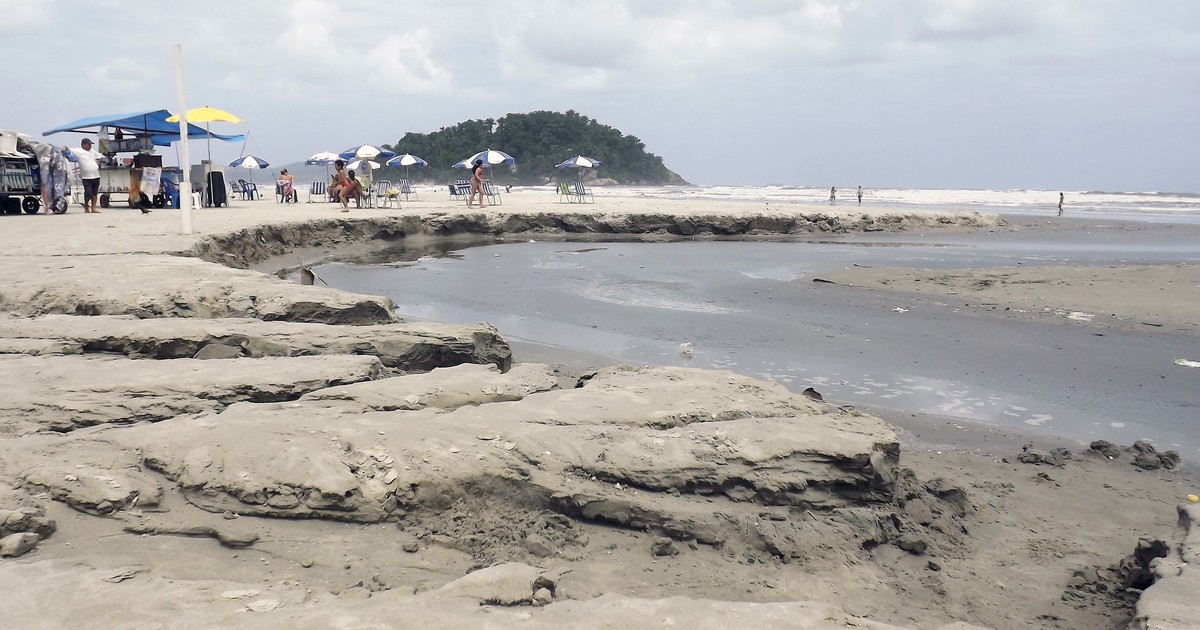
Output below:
[173,44,193,234]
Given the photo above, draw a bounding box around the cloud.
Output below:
[0,0,56,27]
[366,30,454,94]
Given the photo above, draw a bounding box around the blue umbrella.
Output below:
[228,155,269,185]
[556,155,601,169]
[385,153,427,182]
[305,150,339,181]
[452,149,514,169]
[339,144,396,161]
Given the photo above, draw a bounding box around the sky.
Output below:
[3,0,1198,192]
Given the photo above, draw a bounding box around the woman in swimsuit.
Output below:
[468,159,486,208]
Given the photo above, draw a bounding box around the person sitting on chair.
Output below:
[277,168,296,203]
[342,169,364,209]
[331,160,351,211]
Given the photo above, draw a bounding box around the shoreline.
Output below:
[1,197,1196,629]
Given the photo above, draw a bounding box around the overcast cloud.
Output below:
[3,0,1197,191]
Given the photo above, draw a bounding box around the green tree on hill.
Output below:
[383,110,683,186]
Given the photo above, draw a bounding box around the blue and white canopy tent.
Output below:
[42,109,244,147]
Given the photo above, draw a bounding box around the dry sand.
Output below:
[0,193,1196,629]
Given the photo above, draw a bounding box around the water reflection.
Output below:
[313,237,1200,454]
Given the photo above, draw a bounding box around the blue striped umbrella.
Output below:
[339,144,396,161]
[228,155,269,185]
[453,149,514,169]
[556,155,601,169]
[385,153,428,183]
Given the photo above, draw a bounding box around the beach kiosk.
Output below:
[42,110,243,209]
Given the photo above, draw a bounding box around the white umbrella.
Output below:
[347,159,381,171]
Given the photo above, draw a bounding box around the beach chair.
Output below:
[373,180,395,208]
[449,179,471,201]
[396,178,416,201]
[557,180,578,203]
[482,180,503,206]
[236,179,259,201]
[573,180,594,204]
[308,181,328,203]
[275,179,297,204]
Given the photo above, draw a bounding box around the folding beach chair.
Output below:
[373,180,395,208]
[572,181,594,204]
[397,178,416,201]
[482,180,503,206]
[557,180,578,203]
[308,181,328,203]
[450,179,471,202]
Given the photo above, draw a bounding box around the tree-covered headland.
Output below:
[383,110,687,186]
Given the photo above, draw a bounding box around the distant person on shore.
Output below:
[857,186,863,205]
[62,138,103,213]
[829,187,836,206]
[468,159,486,208]
[1058,192,1064,216]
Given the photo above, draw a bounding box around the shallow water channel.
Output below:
[313,225,1200,456]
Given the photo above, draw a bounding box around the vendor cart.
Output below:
[0,156,41,214]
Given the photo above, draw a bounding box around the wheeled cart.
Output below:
[1,157,41,214]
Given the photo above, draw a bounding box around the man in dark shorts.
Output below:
[63,138,104,213]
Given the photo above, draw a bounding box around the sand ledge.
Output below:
[0,201,1192,629]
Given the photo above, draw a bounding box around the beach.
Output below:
[1,192,1197,630]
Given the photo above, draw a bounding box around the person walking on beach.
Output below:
[468,159,486,208]
[1058,192,1064,216]
[857,186,863,205]
[829,187,836,206]
[63,138,103,213]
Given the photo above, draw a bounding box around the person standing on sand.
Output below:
[1058,192,1064,216]
[829,187,836,206]
[468,159,486,208]
[63,138,103,213]
[857,186,863,205]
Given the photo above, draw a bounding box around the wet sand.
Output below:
[1,198,1197,630]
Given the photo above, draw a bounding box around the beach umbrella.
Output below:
[305,151,339,165]
[305,150,339,180]
[385,153,427,182]
[556,155,601,184]
[166,106,244,167]
[339,144,396,161]
[453,149,514,169]
[228,154,269,185]
[556,155,601,170]
[347,159,382,171]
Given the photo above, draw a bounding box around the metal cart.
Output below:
[1,157,41,214]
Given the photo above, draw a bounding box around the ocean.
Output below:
[584,185,1200,224]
